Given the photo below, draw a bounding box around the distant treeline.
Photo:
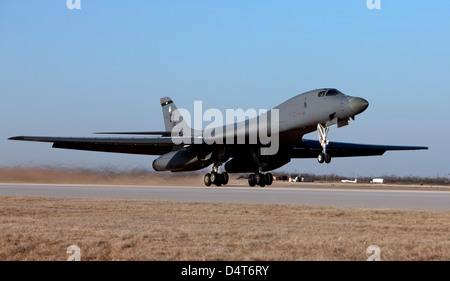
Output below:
[0,166,448,186]
[271,172,449,186]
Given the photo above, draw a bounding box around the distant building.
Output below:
[371,178,385,184]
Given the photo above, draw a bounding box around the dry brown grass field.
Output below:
[0,166,201,186]
[0,196,448,261]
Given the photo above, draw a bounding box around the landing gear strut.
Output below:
[317,124,331,164]
[204,163,229,187]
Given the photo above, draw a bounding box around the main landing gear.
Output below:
[248,172,273,187]
[204,164,229,187]
[317,123,332,164]
[247,150,273,187]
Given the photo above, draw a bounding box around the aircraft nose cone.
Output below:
[349,97,369,115]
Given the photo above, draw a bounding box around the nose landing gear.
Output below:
[317,152,331,164]
[317,124,332,164]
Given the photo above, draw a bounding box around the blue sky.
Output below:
[1,1,449,177]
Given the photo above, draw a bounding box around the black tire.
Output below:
[215,175,222,187]
[248,174,256,187]
[204,173,211,186]
[210,172,218,185]
[256,173,266,187]
[222,172,229,185]
[255,173,261,185]
[266,173,273,186]
[325,154,331,164]
[212,172,223,186]
[318,153,325,164]
[259,176,266,187]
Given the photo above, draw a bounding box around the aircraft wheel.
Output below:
[204,173,211,186]
[256,173,266,187]
[215,175,222,187]
[259,176,266,187]
[248,174,256,187]
[212,172,223,186]
[325,154,331,164]
[222,172,229,185]
[318,153,325,164]
[210,172,218,185]
[266,173,273,186]
[255,173,261,185]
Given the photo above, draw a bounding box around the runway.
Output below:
[1,183,449,210]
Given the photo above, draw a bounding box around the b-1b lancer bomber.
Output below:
[9,89,427,187]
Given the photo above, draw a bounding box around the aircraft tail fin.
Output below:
[160,97,192,136]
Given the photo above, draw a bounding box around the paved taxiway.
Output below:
[0,183,449,210]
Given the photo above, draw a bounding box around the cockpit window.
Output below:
[325,89,340,96]
[318,89,343,97]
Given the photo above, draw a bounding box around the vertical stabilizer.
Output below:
[160,97,191,136]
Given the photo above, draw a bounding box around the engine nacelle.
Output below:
[152,147,212,172]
